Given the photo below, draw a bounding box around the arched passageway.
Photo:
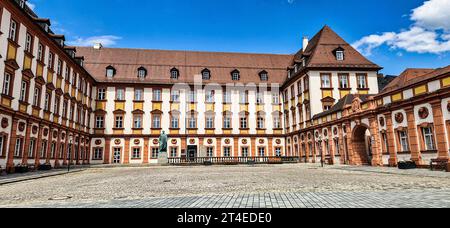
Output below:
[352,125,373,165]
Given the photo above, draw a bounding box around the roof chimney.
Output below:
[93,42,103,50]
[302,36,309,52]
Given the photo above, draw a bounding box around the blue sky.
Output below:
[27,0,450,76]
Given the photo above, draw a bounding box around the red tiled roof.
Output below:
[77,47,294,85]
[379,66,450,95]
[294,26,382,69]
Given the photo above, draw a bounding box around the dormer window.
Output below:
[302,58,306,67]
[137,67,147,79]
[294,64,298,73]
[336,51,344,61]
[259,71,269,81]
[201,69,211,80]
[231,70,240,81]
[170,68,179,79]
[106,66,116,78]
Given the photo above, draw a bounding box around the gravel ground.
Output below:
[0,164,449,207]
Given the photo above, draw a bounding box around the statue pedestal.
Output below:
[158,152,169,165]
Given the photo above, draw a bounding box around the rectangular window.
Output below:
[44,93,51,111]
[240,117,248,129]
[206,147,214,157]
[132,148,141,159]
[19,81,27,102]
[116,88,125,100]
[188,116,197,129]
[257,117,265,129]
[0,135,4,157]
[258,147,266,157]
[151,148,159,159]
[275,147,282,157]
[152,115,161,129]
[93,148,103,160]
[223,91,232,104]
[134,115,142,129]
[97,88,106,100]
[223,116,231,129]
[65,66,70,80]
[40,140,47,159]
[170,147,178,158]
[25,33,33,52]
[9,19,18,41]
[28,139,35,158]
[54,97,60,115]
[206,90,215,103]
[188,90,196,103]
[37,43,44,62]
[2,72,11,95]
[256,92,264,105]
[48,52,54,69]
[241,147,249,157]
[273,116,281,129]
[171,116,179,129]
[297,81,303,95]
[206,117,214,129]
[339,74,349,89]
[57,60,62,75]
[399,131,409,152]
[14,138,23,157]
[50,142,56,159]
[95,116,104,128]
[357,74,368,89]
[422,127,436,151]
[223,147,231,157]
[171,90,180,102]
[153,89,162,101]
[115,116,123,128]
[239,91,248,104]
[336,51,344,61]
[134,89,143,101]
[272,93,280,104]
[321,74,331,88]
[33,87,41,106]
[304,77,309,91]
[62,101,68,118]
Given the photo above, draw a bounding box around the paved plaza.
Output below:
[0,164,449,208]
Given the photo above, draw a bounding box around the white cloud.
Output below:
[67,35,122,47]
[352,0,450,56]
[411,0,450,31]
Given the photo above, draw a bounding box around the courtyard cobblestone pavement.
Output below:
[0,164,449,208]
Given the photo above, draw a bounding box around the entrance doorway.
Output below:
[352,125,372,165]
[187,146,197,161]
[113,148,121,164]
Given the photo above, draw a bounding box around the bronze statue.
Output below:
[159,131,168,153]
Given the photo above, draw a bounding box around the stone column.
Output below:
[431,100,449,159]
[384,113,398,166]
[250,138,256,157]
[76,136,82,165]
[45,127,54,164]
[369,116,383,166]
[86,137,91,165]
[328,127,335,164]
[268,137,273,157]
[338,125,345,165]
[6,118,19,171]
[62,131,69,166]
[143,138,149,164]
[54,129,62,167]
[216,138,221,157]
[345,123,354,165]
[21,122,32,165]
[34,124,44,167]
[123,137,130,164]
[405,106,421,164]
[104,138,111,164]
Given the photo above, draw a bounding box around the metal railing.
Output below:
[168,156,300,165]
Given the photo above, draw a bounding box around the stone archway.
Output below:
[352,125,373,165]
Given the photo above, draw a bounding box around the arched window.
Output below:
[137,67,147,79]
[106,66,116,78]
[170,68,179,79]
[201,69,211,80]
[259,70,269,81]
[231,69,240,81]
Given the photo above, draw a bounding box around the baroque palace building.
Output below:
[0,0,449,171]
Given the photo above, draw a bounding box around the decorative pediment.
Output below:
[5,59,20,71]
[35,76,46,85]
[22,69,35,80]
[113,109,126,115]
[351,97,362,113]
[132,109,145,115]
